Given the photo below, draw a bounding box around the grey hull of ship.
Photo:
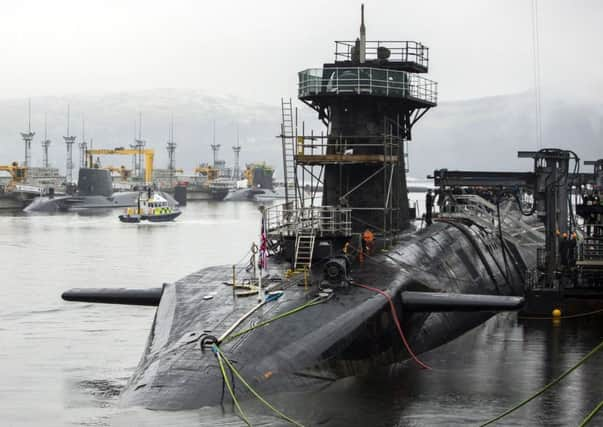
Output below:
[118,219,536,410]
[24,191,179,212]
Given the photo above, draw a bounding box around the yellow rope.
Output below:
[579,400,603,427]
[214,345,304,427]
[216,350,252,426]
[480,339,603,426]
[222,297,325,343]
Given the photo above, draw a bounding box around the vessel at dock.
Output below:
[63,6,547,415]
[25,167,177,212]
[119,190,181,223]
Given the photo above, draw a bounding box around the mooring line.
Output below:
[480,339,603,426]
[212,344,304,427]
[578,399,603,427]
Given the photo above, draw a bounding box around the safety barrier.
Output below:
[264,204,352,237]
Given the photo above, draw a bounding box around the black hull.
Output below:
[118,219,538,410]
[118,215,141,223]
[143,211,181,222]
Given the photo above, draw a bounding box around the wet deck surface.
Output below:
[1,201,602,426]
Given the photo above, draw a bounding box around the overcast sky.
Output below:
[1,0,602,104]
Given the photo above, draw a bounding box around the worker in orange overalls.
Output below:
[362,228,375,259]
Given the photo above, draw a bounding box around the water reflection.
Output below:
[0,202,601,426]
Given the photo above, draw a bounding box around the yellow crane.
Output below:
[194,165,220,181]
[0,161,27,186]
[103,165,132,181]
[87,148,154,184]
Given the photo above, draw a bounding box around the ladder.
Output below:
[294,232,315,271]
[281,98,297,208]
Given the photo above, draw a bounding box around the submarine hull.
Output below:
[118,219,535,410]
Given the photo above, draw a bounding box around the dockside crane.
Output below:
[86,148,155,184]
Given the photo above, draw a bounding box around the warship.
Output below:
[63,6,547,418]
[25,167,176,212]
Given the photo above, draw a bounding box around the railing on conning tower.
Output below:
[264,204,352,238]
[298,67,437,106]
[334,40,429,70]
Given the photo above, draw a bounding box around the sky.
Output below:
[1,0,602,104]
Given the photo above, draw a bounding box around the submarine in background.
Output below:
[25,167,177,212]
[62,5,541,417]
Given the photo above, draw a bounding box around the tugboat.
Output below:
[119,189,181,223]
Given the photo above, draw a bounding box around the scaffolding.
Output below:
[273,103,409,246]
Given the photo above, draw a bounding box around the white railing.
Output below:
[298,67,437,105]
[265,204,352,237]
[334,40,429,68]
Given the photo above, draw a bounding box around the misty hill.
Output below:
[0,89,600,180]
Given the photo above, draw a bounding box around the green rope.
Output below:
[213,345,305,427]
[216,350,252,426]
[222,297,326,343]
[480,339,603,426]
[579,400,603,427]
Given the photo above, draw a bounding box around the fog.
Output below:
[0,0,601,176]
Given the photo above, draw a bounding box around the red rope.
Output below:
[352,282,431,370]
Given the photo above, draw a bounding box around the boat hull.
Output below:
[143,211,181,222]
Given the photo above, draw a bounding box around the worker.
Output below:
[343,240,351,255]
[559,232,569,267]
[425,189,434,226]
[362,228,375,257]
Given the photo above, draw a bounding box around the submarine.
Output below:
[62,6,541,417]
[25,167,177,212]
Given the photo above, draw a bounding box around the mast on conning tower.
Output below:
[359,4,366,63]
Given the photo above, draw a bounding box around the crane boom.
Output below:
[87,148,155,184]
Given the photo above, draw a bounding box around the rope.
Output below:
[518,308,603,320]
[480,339,603,426]
[212,344,304,427]
[350,281,431,370]
[222,296,329,343]
[579,400,603,427]
[215,349,252,426]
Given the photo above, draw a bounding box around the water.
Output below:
[0,201,602,426]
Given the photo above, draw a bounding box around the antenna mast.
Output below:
[63,104,77,183]
[210,120,220,168]
[20,99,35,168]
[41,113,51,168]
[166,115,177,188]
[232,127,242,180]
[79,115,88,168]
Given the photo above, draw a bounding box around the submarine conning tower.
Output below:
[296,5,437,236]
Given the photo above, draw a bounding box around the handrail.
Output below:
[298,67,437,105]
[334,40,429,68]
[265,204,352,237]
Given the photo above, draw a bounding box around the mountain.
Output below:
[0,89,600,179]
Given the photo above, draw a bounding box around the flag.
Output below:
[259,216,268,270]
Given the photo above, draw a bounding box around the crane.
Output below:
[194,165,220,181]
[86,148,155,184]
[0,162,27,187]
